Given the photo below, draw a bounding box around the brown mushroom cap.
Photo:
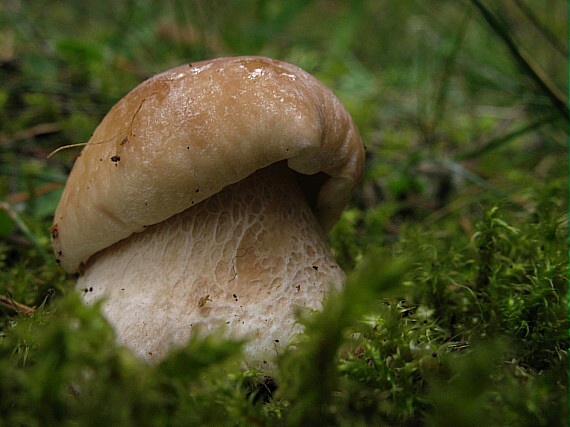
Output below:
[52,56,364,274]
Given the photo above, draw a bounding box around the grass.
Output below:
[0,0,567,425]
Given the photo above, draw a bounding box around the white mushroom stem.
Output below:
[78,162,345,365]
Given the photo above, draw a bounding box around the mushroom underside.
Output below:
[77,162,345,366]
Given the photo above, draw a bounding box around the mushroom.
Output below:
[52,56,364,366]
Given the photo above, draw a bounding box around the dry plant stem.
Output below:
[0,122,61,146]
[0,295,36,315]
[78,163,345,366]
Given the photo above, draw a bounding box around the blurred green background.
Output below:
[0,1,567,426]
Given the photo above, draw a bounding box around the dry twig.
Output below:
[0,123,61,146]
[0,294,36,315]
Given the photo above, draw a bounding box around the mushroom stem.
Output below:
[78,162,345,365]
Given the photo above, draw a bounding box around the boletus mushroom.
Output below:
[52,56,365,366]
